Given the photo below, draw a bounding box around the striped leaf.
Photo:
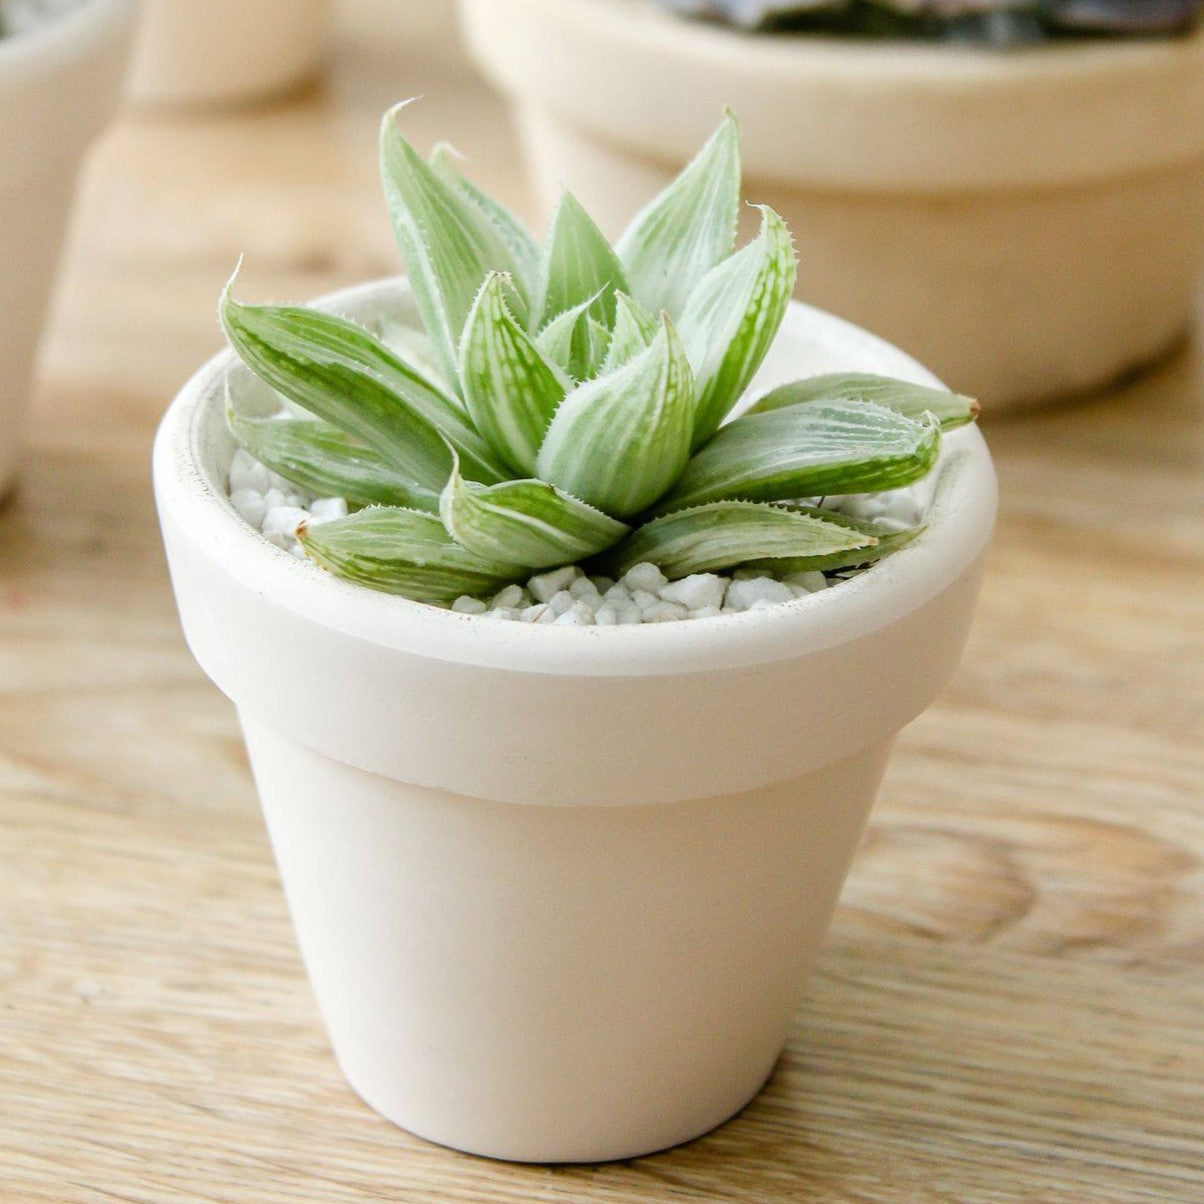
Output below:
[459,273,569,475]
[430,142,540,295]
[440,460,628,569]
[534,192,628,330]
[604,500,876,579]
[679,205,797,448]
[741,505,924,573]
[535,293,611,383]
[601,291,659,373]
[227,408,439,511]
[380,102,527,379]
[221,290,506,489]
[657,401,940,513]
[617,111,741,318]
[299,506,520,604]
[748,372,979,431]
[536,316,695,518]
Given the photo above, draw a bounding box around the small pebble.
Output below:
[490,584,527,610]
[548,590,575,616]
[229,450,271,493]
[529,565,580,603]
[554,601,595,626]
[622,563,668,594]
[726,578,794,611]
[644,601,689,623]
[689,605,723,620]
[520,604,551,623]
[630,589,661,612]
[262,506,309,538]
[230,488,267,528]
[658,573,726,611]
[309,497,349,521]
[569,576,601,601]
[594,604,619,626]
[452,596,489,615]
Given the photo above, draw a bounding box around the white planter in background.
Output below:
[130,0,329,108]
[0,0,137,498]
[458,0,1204,410]
[154,278,996,1162]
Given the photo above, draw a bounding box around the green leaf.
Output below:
[604,501,876,579]
[380,102,528,379]
[536,315,696,518]
[227,408,439,511]
[601,292,659,374]
[657,401,940,513]
[440,459,628,569]
[535,293,610,383]
[616,112,741,318]
[747,373,979,431]
[299,506,520,605]
[741,506,924,572]
[534,191,628,330]
[220,289,507,489]
[430,142,540,295]
[458,273,569,476]
[679,205,797,448]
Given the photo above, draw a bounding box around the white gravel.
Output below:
[225,445,929,624]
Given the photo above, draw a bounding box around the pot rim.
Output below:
[0,0,136,78]
[154,276,996,678]
[457,0,1204,191]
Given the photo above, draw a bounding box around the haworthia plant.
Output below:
[222,103,980,605]
[653,1,1202,43]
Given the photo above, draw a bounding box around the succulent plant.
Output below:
[655,0,1202,41]
[221,104,978,606]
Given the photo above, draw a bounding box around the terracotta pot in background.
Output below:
[458,0,1204,410]
[130,0,329,108]
[154,277,996,1162]
[0,0,138,498]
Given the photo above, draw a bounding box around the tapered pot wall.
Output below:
[155,278,997,1162]
[461,0,1204,409]
[246,713,892,1162]
[0,0,138,496]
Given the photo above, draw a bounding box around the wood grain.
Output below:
[2,4,1202,1200]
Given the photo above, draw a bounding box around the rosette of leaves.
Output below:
[655,1,1201,42]
[220,103,978,606]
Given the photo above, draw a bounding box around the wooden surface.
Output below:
[2,5,1202,1201]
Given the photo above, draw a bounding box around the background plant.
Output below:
[221,102,978,605]
[654,1,1201,43]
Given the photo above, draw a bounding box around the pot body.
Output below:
[459,0,1204,409]
[0,0,137,497]
[130,0,329,107]
[154,279,997,1161]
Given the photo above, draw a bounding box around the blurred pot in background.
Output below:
[130,0,329,108]
[458,0,1204,409]
[0,0,137,498]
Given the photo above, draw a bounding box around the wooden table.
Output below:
[3,6,1202,1201]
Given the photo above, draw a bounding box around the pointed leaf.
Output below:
[459,273,569,475]
[227,409,439,511]
[534,192,628,329]
[605,501,875,579]
[299,506,520,605]
[601,292,659,374]
[741,506,924,573]
[536,316,695,518]
[616,112,741,317]
[430,142,540,293]
[658,400,941,513]
[380,102,527,379]
[535,293,610,383]
[221,291,506,489]
[440,461,629,569]
[679,205,797,447]
[748,373,979,431]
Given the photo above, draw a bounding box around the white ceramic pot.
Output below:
[0,0,137,498]
[129,0,328,107]
[154,278,996,1162]
[458,0,1204,410]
